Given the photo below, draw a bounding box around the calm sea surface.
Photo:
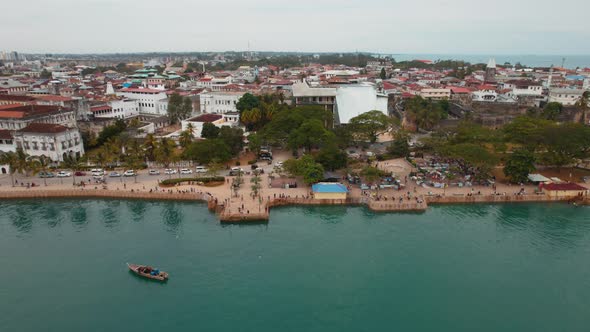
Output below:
[391,54,590,68]
[1,199,590,332]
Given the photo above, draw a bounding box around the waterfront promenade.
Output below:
[0,182,584,223]
[0,158,587,222]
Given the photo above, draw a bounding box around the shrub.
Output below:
[160,176,225,186]
[247,160,257,165]
[235,161,241,166]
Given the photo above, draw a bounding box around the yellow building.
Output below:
[542,183,588,198]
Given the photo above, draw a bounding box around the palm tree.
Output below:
[0,152,18,187]
[576,91,589,125]
[14,148,34,177]
[186,122,195,137]
[34,155,52,186]
[155,137,177,169]
[179,130,193,148]
[143,133,157,161]
[61,154,81,185]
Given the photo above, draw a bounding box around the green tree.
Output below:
[167,93,185,124]
[288,119,333,152]
[250,174,262,197]
[348,110,393,143]
[182,139,232,164]
[61,154,82,185]
[40,68,51,79]
[143,133,158,161]
[504,149,536,184]
[404,96,445,131]
[181,97,193,120]
[503,116,552,151]
[542,102,562,120]
[236,93,260,113]
[315,144,347,171]
[380,68,386,80]
[0,151,19,186]
[247,132,262,154]
[361,166,383,184]
[218,127,244,156]
[539,122,590,168]
[201,122,220,139]
[155,137,177,168]
[388,132,410,158]
[283,155,325,185]
[576,91,589,125]
[179,130,193,148]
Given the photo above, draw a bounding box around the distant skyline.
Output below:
[2,0,590,55]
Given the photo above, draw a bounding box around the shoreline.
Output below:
[0,188,586,223]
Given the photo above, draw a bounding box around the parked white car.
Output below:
[164,168,177,175]
[195,166,208,173]
[123,170,136,177]
[180,168,193,175]
[91,168,105,176]
[57,171,72,177]
[274,161,284,168]
[148,169,160,175]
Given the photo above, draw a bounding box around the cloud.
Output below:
[0,0,588,54]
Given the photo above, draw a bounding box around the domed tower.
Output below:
[485,58,497,83]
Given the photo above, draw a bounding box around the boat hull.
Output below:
[127,263,169,281]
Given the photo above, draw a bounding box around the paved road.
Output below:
[0,160,284,188]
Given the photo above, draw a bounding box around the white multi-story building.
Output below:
[90,99,140,119]
[0,79,28,95]
[13,123,85,162]
[195,76,234,91]
[334,85,388,124]
[502,80,544,98]
[548,88,585,106]
[293,81,388,125]
[200,91,245,114]
[117,87,168,115]
[0,105,76,131]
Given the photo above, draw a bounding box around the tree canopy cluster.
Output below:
[404,96,449,131]
[167,93,193,124]
[421,116,590,183]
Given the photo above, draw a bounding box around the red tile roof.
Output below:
[120,88,164,93]
[450,87,471,94]
[0,95,36,102]
[90,105,112,112]
[0,129,13,140]
[34,95,74,102]
[543,183,588,191]
[20,123,68,134]
[188,114,223,122]
[0,105,67,119]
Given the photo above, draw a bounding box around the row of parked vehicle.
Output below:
[38,166,215,179]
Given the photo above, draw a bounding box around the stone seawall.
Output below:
[0,189,581,223]
[0,189,209,202]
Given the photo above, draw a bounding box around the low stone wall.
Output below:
[425,194,566,205]
[0,189,208,202]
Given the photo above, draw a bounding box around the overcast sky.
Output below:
[1,0,589,54]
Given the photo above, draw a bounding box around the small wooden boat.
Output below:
[127,263,169,281]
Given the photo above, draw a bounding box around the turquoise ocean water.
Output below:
[1,199,590,332]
